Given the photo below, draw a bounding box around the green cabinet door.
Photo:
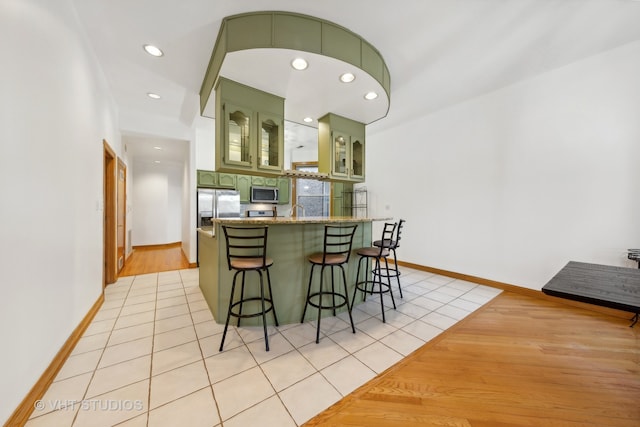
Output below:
[217,173,236,188]
[222,102,254,170]
[251,176,266,186]
[197,170,217,188]
[277,177,290,204]
[236,175,251,203]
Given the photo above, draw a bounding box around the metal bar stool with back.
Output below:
[373,219,405,298]
[301,224,358,344]
[219,225,279,352]
[352,222,397,322]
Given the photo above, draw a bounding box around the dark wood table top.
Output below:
[542,261,640,314]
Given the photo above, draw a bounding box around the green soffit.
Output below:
[199,11,391,115]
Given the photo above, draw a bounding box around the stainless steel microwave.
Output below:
[250,186,279,203]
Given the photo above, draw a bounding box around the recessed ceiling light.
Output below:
[364,91,378,100]
[153,146,162,150]
[339,73,355,83]
[291,58,308,71]
[154,160,161,164]
[147,92,161,99]
[143,44,164,57]
[303,117,313,123]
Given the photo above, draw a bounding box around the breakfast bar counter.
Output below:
[198,216,387,325]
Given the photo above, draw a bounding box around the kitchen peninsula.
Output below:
[198,216,386,325]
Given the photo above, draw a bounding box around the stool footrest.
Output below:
[373,267,401,278]
[228,297,275,319]
[355,280,393,295]
[306,291,349,310]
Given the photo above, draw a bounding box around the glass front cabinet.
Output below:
[318,113,365,182]
[216,78,284,175]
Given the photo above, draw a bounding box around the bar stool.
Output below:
[219,225,278,352]
[352,222,397,323]
[301,224,358,344]
[373,219,405,298]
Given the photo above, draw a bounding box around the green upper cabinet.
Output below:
[223,103,253,169]
[318,113,365,183]
[197,170,237,189]
[215,78,284,176]
[258,112,283,173]
[252,176,278,187]
[197,170,217,188]
[236,175,251,203]
[277,177,290,204]
[216,172,237,188]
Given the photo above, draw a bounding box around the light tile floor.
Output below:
[27,267,501,427]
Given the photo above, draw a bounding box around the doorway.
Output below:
[103,140,117,286]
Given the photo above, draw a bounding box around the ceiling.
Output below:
[71,0,640,163]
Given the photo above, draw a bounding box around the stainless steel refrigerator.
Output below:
[197,188,240,264]
[197,188,241,227]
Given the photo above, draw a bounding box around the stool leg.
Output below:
[352,256,364,310]
[392,248,403,298]
[384,256,396,310]
[364,257,375,301]
[265,267,278,326]
[301,264,315,323]
[340,264,356,334]
[220,270,241,352]
[237,271,246,327]
[375,257,387,323]
[331,265,337,316]
[316,265,327,343]
[258,270,269,351]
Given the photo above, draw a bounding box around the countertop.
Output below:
[211,216,392,225]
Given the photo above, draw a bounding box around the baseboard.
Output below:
[397,260,630,320]
[4,293,104,427]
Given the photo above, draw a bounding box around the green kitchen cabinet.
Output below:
[251,176,278,187]
[216,172,237,188]
[197,170,217,188]
[318,113,365,183]
[236,174,251,203]
[215,78,284,176]
[197,170,236,189]
[251,176,265,186]
[277,177,290,204]
[264,177,278,187]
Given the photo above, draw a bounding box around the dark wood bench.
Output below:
[542,261,640,327]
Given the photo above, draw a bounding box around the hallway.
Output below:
[118,244,191,277]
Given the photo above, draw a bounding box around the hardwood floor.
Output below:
[305,292,640,427]
[118,242,191,276]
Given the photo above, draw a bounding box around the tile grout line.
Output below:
[140,272,161,426]
[68,276,136,426]
[182,270,225,427]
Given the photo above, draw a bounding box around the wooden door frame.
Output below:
[116,158,127,275]
[103,140,117,286]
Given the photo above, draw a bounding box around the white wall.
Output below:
[366,40,640,290]
[131,160,183,246]
[195,116,216,171]
[0,0,121,422]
